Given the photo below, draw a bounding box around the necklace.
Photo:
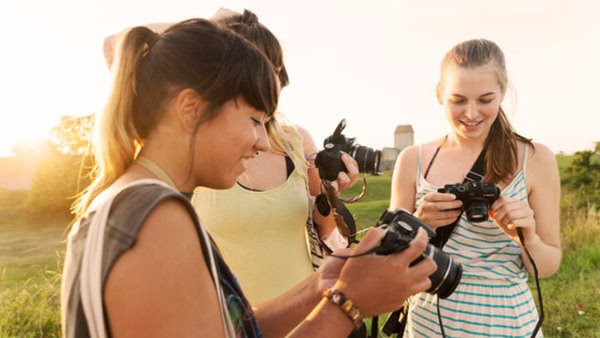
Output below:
[135,156,177,189]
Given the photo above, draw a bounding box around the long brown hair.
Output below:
[437,39,533,184]
[73,19,279,218]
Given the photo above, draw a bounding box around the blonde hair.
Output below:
[267,114,308,183]
[437,39,533,183]
[72,28,153,219]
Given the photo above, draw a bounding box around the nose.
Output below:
[255,124,270,152]
[465,101,479,119]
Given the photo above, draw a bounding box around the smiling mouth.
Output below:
[461,120,482,127]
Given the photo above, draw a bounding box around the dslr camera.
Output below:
[376,209,462,299]
[438,181,500,222]
[314,119,381,181]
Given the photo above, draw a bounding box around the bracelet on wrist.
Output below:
[322,288,363,330]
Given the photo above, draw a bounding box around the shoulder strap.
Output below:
[423,136,448,180]
[431,148,486,248]
[79,179,236,338]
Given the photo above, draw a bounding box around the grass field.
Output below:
[1,155,599,337]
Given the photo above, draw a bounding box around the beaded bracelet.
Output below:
[322,288,363,330]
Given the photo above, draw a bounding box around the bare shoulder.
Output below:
[295,125,318,155]
[295,125,314,143]
[528,142,558,169]
[525,142,559,187]
[104,198,222,335]
[396,144,419,165]
[392,144,420,182]
[396,139,439,167]
[127,198,205,264]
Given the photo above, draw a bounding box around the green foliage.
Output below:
[563,150,600,208]
[27,115,94,216]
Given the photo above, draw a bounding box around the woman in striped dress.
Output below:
[390,39,561,337]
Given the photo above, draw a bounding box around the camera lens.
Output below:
[349,145,381,174]
[419,244,463,299]
[465,200,489,222]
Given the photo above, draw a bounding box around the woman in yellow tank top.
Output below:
[192,9,359,305]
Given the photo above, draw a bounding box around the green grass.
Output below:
[0,189,67,337]
[2,154,600,336]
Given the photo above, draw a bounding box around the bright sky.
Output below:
[1,0,598,157]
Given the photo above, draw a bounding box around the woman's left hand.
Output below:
[490,197,538,245]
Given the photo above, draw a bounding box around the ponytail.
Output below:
[484,107,533,183]
[72,27,158,218]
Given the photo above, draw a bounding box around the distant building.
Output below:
[0,156,37,190]
[394,125,414,150]
[379,125,414,172]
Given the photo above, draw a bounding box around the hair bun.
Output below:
[241,9,259,24]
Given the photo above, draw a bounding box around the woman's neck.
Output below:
[137,142,195,192]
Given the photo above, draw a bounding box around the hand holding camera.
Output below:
[333,227,436,317]
[375,209,462,299]
[438,181,501,223]
[315,119,381,181]
[414,192,464,228]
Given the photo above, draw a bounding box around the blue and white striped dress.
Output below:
[405,146,542,337]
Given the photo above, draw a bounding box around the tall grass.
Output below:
[534,201,600,336]
[0,258,62,337]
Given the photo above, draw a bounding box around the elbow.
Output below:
[538,250,562,278]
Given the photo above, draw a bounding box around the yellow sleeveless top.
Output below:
[191,167,314,305]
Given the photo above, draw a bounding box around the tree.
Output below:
[565,150,600,208]
[50,114,94,156]
[28,114,94,216]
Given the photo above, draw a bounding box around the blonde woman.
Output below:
[390,39,561,337]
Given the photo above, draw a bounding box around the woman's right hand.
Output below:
[333,227,436,317]
[414,192,463,229]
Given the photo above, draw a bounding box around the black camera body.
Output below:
[314,119,381,181]
[375,209,462,299]
[438,181,500,222]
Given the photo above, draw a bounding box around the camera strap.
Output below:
[381,143,488,337]
[429,146,487,248]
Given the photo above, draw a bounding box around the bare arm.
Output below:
[390,145,419,212]
[491,143,562,277]
[289,228,435,337]
[104,200,224,337]
[256,228,436,338]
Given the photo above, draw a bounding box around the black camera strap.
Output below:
[430,146,487,248]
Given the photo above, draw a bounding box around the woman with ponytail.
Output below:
[390,39,561,337]
[62,18,436,338]
[103,9,359,308]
